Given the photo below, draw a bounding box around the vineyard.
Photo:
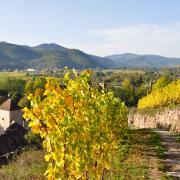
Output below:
[138,79,180,109]
[23,70,128,179]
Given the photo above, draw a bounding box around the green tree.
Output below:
[119,79,135,107]
[25,77,46,94]
[18,96,30,108]
[11,91,21,102]
[0,77,25,97]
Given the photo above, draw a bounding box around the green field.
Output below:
[0,72,28,79]
[0,72,47,80]
[101,69,145,74]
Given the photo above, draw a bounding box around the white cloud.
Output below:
[77,23,180,57]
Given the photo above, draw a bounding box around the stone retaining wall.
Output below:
[128,108,180,133]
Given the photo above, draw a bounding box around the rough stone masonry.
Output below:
[128,108,180,133]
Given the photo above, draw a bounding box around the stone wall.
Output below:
[128,108,180,133]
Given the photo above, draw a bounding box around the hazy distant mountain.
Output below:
[106,53,180,68]
[34,43,67,51]
[0,42,179,70]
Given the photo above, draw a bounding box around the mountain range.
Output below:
[0,41,179,70]
[106,53,180,68]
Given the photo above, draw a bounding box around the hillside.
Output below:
[0,42,110,70]
[0,42,180,70]
[106,53,180,68]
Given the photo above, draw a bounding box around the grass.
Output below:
[0,148,46,180]
[0,72,28,79]
[161,175,175,180]
[105,128,164,179]
[101,69,145,74]
[149,130,166,159]
[135,104,180,117]
[148,129,166,173]
[0,129,166,179]
[175,134,180,142]
[0,71,51,80]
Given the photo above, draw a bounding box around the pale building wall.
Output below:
[0,109,29,135]
[0,110,10,134]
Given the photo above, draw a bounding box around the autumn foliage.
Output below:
[23,70,128,179]
[138,79,180,109]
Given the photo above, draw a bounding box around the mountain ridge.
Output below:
[105,53,180,68]
[0,41,179,69]
[0,42,109,70]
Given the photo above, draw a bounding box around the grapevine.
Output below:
[23,70,128,179]
[138,79,180,109]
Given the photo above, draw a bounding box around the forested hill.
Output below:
[0,41,180,70]
[106,53,180,68]
[0,42,111,70]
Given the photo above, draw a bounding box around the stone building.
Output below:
[0,99,27,135]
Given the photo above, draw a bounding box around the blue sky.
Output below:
[0,0,180,56]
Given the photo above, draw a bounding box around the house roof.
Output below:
[0,99,20,111]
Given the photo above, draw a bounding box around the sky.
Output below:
[0,0,180,57]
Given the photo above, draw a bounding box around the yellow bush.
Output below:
[23,70,128,179]
[138,79,180,109]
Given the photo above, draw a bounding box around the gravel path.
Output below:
[154,129,180,179]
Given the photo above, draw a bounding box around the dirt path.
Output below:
[154,129,180,178]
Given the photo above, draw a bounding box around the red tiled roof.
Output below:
[0,99,20,111]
